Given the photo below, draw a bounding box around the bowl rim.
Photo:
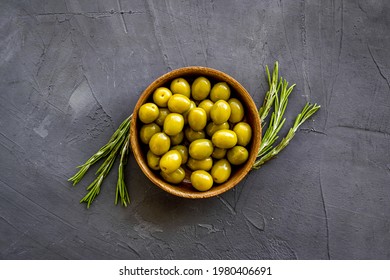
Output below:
[130,66,262,199]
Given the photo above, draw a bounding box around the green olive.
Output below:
[159,150,182,174]
[210,82,231,102]
[170,131,184,145]
[167,94,191,114]
[191,170,213,191]
[139,103,159,124]
[211,129,237,149]
[205,121,230,137]
[187,157,213,171]
[212,147,227,159]
[210,100,231,124]
[189,139,214,160]
[183,101,196,124]
[191,77,211,100]
[198,99,214,120]
[188,108,207,131]
[170,78,191,98]
[185,127,206,142]
[153,87,172,107]
[228,98,244,123]
[155,108,170,126]
[227,146,248,165]
[140,123,161,144]
[211,159,231,184]
[161,167,185,184]
[233,122,252,146]
[171,145,188,164]
[147,150,161,170]
[163,113,184,136]
[149,132,170,155]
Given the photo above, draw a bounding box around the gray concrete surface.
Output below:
[0,0,389,259]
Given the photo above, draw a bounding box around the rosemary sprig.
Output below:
[253,103,321,169]
[257,78,295,158]
[69,114,132,208]
[258,62,281,124]
[116,129,131,206]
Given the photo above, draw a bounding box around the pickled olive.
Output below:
[227,146,249,165]
[198,99,214,120]
[212,147,227,159]
[170,131,184,145]
[187,157,213,171]
[155,108,170,126]
[189,139,214,160]
[149,132,170,155]
[190,170,213,191]
[206,121,230,137]
[161,167,185,184]
[185,127,206,142]
[167,94,191,114]
[188,108,207,131]
[182,101,196,124]
[210,100,231,124]
[139,123,161,144]
[170,78,191,98]
[211,159,232,184]
[147,150,161,170]
[228,98,245,123]
[191,76,211,100]
[163,113,184,136]
[211,129,237,149]
[210,82,231,102]
[233,122,252,146]
[171,145,188,164]
[159,150,182,174]
[139,103,159,124]
[153,87,172,107]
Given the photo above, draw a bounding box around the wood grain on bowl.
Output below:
[130,66,261,199]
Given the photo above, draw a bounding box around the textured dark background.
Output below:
[1,0,389,260]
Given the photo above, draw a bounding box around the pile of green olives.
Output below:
[138,76,252,192]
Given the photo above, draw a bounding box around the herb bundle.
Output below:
[253,62,320,169]
[68,115,132,208]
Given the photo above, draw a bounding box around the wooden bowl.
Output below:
[130,66,261,198]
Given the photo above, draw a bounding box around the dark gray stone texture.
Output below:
[1,0,389,260]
